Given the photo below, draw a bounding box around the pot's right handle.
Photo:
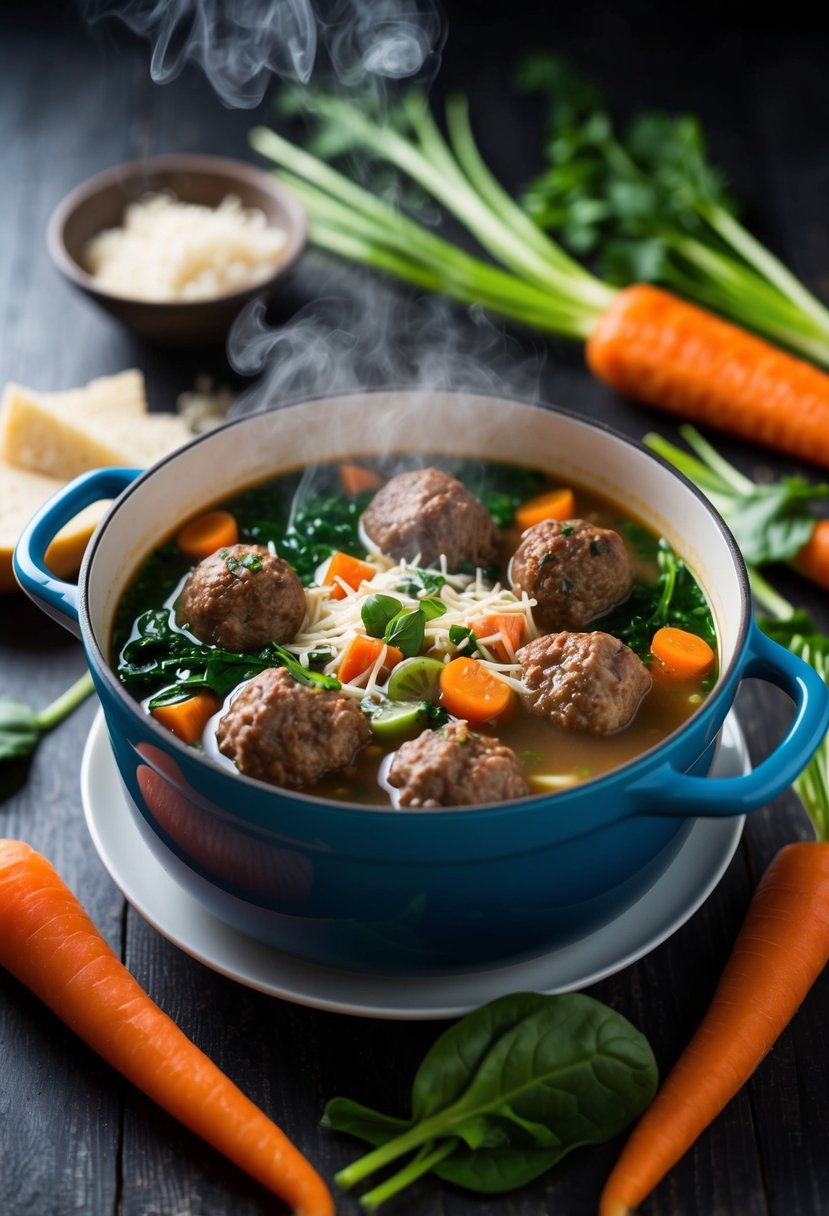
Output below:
[630,622,829,817]
[13,467,140,637]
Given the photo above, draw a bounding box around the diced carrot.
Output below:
[650,626,715,681]
[467,613,526,662]
[339,463,383,495]
[151,691,221,745]
[439,656,512,725]
[325,551,376,599]
[515,487,576,531]
[338,636,404,685]
[175,510,239,562]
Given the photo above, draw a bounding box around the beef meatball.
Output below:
[177,544,306,652]
[510,519,632,631]
[361,467,498,570]
[386,720,530,808]
[517,631,651,734]
[216,667,371,789]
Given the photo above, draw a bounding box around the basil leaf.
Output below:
[419,596,447,621]
[362,594,403,638]
[384,608,426,658]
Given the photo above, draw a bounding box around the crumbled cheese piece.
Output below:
[176,374,235,434]
[84,192,288,302]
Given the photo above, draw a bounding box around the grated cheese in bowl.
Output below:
[83,192,288,302]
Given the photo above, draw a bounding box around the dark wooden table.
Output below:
[2,5,828,1214]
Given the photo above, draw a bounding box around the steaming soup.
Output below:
[113,454,718,807]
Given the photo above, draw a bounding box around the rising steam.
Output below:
[83,0,446,107]
[227,267,547,421]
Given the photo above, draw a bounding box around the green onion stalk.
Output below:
[249,89,616,343]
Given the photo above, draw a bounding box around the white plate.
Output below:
[81,710,747,1021]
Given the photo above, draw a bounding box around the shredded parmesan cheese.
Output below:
[288,558,539,700]
[84,192,288,302]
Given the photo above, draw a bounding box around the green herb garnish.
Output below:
[448,624,479,655]
[362,594,404,638]
[384,608,426,658]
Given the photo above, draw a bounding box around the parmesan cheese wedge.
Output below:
[0,367,198,593]
[0,461,109,593]
[0,372,192,480]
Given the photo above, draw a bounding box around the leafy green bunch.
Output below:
[325,991,657,1209]
[517,53,829,366]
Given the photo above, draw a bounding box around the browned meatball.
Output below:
[177,544,306,652]
[387,720,530,808]
[510,519,632,632]
[517,631,651,734]
[216,667,371,789]
[361,467,498,570]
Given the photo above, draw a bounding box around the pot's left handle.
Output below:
[13,468,140,637]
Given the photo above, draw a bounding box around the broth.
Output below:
[113,453,717,807]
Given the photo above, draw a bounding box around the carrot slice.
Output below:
[467,613,526,662]
[151,691,221,745]
[586,283,829,467]
[175,510,238,561]
[0,839,334,1216]
[514,487,576,531]
[439,656,512,725]
[338,636,403,685]
[340,462,383,495]
[325,551,376,600]
[794,519,829,593]
[650,627,715,680]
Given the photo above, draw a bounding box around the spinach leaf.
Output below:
[246,491,374,586]
[0,699,40,762]
[326,991,657,1205]
[0,672,96,803]
[118,610,339,704]
[602,539,715,659]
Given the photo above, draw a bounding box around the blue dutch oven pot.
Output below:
[14,392,829,972]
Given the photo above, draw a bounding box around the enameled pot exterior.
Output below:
[15,392,829,972]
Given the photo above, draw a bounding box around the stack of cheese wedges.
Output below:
[0,369,193,593]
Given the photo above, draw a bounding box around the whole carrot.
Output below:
[586,284,829,468]
[794,519,829,592]
[599,840,829,1216]
[0,839,334,1216]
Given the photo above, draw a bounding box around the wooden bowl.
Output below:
[47,154,307,347]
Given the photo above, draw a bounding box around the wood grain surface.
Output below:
[1,4,828,1214]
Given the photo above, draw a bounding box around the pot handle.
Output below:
[13,467,140,637]
[631,622,829,817]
